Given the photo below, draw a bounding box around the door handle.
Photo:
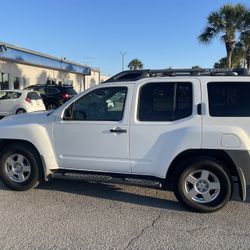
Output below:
[110,127,127,133]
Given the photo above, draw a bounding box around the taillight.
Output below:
[62,93,70,99]
[25,97,32,104]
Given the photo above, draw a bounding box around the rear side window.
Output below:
[46,88,60,95]
[36,87,45,95]
[27,92,42,100]
[208,82,250,117]
[138,82,193,121]
[63,87,77,95]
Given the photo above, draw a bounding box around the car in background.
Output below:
[0,90,45,117]
[24,84,77,110]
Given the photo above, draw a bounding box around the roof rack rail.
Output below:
[104,68,249,83]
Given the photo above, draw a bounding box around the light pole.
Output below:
[120,51,127,71]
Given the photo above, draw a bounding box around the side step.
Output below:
[53,171,163,189]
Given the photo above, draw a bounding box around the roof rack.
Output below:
[104,68,249,83]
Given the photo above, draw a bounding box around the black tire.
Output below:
[173,158,233,213]
[0,142,42,191]
[16,108,26,114]
[46,102,59,110]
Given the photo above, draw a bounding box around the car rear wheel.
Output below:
[173,158,232,213]
[16,108,26,114]
[0,143,41,191]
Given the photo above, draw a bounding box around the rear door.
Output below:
[129,79,202,178]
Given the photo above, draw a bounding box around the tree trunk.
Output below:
[247,52,250,72]
[225,41,234,68]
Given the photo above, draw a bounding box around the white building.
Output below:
[0,42,108,93]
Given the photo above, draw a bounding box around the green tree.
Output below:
[128,59,143,70]
[199,3,249,68]
[237,31,250,70]
[214,31,250,69]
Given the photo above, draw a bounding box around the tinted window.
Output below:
[46,88,60,95]
[138,82,192,121]
[208,82,250,117]
[27,91,42,100]
[65,87,127,121]
[0,91,21,100]
[63,87,77,95]
[35,87,45,95]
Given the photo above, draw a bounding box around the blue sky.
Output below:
[1,0,249,76]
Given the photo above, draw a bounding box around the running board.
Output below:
[53,171,163,189]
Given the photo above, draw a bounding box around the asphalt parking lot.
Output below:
[0,179,249,250]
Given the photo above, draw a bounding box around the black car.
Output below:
[24,84,77,110]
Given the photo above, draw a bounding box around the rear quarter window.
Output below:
[27,91,42,100]
[208,82,250,117]
[63,87,77,95]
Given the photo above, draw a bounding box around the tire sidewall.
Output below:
[0,143,40,191]
[174,159,232,212]
[16,108,26,114]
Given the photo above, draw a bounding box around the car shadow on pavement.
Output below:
[37,179,187,212]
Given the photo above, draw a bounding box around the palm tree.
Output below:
[199,3,249,68]
[238,31,250,70]
[128,59,143,70]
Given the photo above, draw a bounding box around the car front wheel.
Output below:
[0,143,41,191]
[173,158,233,213]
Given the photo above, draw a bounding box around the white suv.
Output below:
[0,68,249,213]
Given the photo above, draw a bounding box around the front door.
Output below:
[53,85,132,173]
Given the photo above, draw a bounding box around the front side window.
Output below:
[138,82,192,121]
[64,87,127,121]
[0,91,21,100]
[208,82,250,117]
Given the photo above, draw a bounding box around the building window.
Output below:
[0,73,9,90]
[14,77,20,89]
